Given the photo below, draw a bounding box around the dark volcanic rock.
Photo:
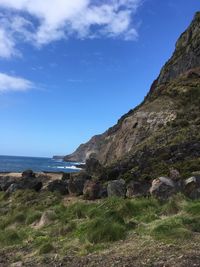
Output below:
[47,180,68,195]
[68,172,91,196]
[83,180,101,200]
[7,177,42,193]
[22,170,35,178]
[0,176,17,191]
[126,180,151,198]
[107,179,126,198]
[184,176,200,199]
[150,177,176,200]
[6,183,21,194]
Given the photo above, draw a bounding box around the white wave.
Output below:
[55,166,82,170]
[73,162,85,165]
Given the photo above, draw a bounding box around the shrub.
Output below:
[39,242,54,254]
[78,218,126,243]
[184,201,200,216]
[0,229,22,246]
[13,212,26,223]
[161,194,185,215]
[181,216,200,233]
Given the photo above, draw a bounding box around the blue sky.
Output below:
[0,0,199,157]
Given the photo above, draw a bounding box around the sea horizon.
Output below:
[0,155,82,173]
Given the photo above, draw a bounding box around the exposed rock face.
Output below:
[64,12,200,169]
[157,12,200,84]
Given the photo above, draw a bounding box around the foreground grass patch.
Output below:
[0,190,199,256]
[151,216,192,242]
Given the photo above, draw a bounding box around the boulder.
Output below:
[107,179,126,198]
[21,177,42,191]
[150,177,176,200]
[68,172,90,196]
[126,180,151,198]
[47,180,68,195]
[22,169,35,178]
[7,177,43,193]
[191,171,200,178]
[6,183,20,194]
[0,176,17,191]
[83,180,101,200]
[98,186,108,198]
[184,176,200,199]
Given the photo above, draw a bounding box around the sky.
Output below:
[0,0,199,158]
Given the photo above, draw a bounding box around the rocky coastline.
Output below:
[1,159,200,201]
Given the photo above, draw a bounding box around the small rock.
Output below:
[34,210,56,228]
[169,168,181,181]
[10,262,23,267]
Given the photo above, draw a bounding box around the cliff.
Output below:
[64,12,200,170]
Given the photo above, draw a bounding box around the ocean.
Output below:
[0,155,82,173]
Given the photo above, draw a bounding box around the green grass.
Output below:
[151,216,192,242]
[0,229,23,247]
[184,201,200,216]
[39,242,54,254]
[0,190,199,257]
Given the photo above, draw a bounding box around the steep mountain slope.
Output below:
[64,12,200,171]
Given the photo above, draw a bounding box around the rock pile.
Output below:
[1,163,200,201]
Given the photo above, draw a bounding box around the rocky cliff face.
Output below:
[157,12,200,84]
[64,12,200,170]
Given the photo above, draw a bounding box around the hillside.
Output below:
[64,12,200,175]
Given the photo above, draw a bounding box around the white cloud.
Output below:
[0,72,34,92]
[0,28,16,58]
[0,0,141,58]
